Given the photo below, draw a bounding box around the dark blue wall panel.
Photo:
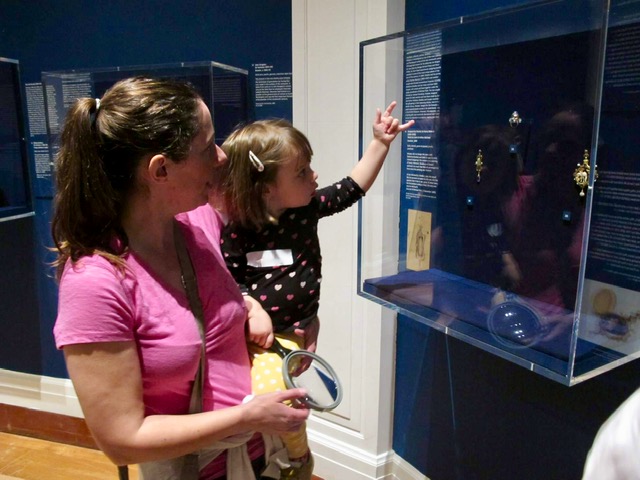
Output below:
[395,315,640,479]
[0,0,292,378]
[0,216,42,374]
[0,0,292,85]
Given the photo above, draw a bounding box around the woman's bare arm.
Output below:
[64,341,309,466]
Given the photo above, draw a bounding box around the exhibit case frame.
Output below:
[0,57,34,222]
[42,61,249,180]
[357,0,640,385]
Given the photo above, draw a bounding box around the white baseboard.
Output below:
[0,368,83,418]
[307,419,428,480]
[391,456,430,480]
[0,369,428,480]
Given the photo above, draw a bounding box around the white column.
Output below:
[292,2,426,479]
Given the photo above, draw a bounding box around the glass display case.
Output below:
[358,0,640,385]
[42,61,249,179]
[0,57,33,221]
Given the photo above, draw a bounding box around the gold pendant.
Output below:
[509,110,522,128]
[573,150,593,197]
[475,149,483,183]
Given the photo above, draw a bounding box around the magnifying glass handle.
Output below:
[292,395,312,409]
[268,339,293,358]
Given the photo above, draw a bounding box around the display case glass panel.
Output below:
[0,57,33,221]
[358,0,640,385]
[42,61,249,183]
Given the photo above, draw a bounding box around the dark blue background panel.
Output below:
[0,0,292,378]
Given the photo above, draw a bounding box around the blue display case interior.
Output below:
[358,0,640,385]
[0,57,34,222]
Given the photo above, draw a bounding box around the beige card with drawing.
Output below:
[407,209,431,271]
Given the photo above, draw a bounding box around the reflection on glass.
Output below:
[488,301,545,349]
[287,353,340,409]
[270,340,343,411]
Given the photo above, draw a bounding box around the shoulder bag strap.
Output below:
[173,219,207,479]
[174,219,206,415]
[117,221,206,480]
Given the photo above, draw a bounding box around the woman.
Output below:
[51,76,309,479]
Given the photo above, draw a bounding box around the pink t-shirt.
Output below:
[54,205,255,475]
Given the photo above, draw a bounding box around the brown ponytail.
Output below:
[51,77,202,279]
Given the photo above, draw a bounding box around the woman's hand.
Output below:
[243,389,310,434]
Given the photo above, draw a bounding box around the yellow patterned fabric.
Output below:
[248,335,309,459]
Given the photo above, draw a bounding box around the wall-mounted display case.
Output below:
[0,57,33,221]
[358,0,640,385]
[42,61,249,191]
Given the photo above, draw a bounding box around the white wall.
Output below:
[292,1,426,479]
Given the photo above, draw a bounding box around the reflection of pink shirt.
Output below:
[54,205,254,476]
[504,175,584,311]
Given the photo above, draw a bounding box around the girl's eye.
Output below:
[298,168,307,178]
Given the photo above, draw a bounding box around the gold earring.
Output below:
[509,111,522,128]
[573,150,594,197]
[475,149,483,183]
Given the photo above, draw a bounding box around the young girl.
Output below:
[217,102,413,478]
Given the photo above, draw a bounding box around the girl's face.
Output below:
[264,153,318,219]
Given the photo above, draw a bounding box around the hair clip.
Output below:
[95,98,101,110]
[249,150,265,172]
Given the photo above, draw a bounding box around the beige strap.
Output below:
[173,219,206,414]
[174,220,207,478]
[119,221,207,480]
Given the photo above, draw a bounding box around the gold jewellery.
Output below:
[573,150,597,197]
[509,111,522,128]
[475,149,483,183]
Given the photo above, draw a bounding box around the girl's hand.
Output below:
[294,316,320,353]
[373,101,415,147]
[245,296,275,348]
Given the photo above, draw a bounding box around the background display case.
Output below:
[0,57,33,221]
[358,0,640,385]
[42,61,249,186]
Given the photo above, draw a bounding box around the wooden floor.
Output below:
[0,404,322,479]
[0,432,139,480]
[0,432,324,479]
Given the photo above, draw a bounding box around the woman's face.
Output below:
[171,101,227,211]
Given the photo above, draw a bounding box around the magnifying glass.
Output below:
[269,339,343,412]
[487,299,544,349]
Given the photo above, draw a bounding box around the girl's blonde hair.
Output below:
[220,119,313,230]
